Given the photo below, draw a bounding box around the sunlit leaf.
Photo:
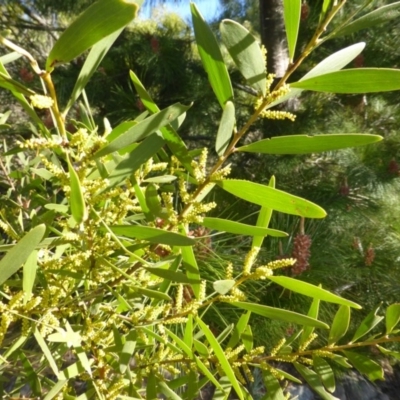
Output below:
[111,135,165,188]
[268,276,361,309]
[64,28,124,114]
[283,0,301,61]
[158,381,182,400]
[46,0,140,70]
[129,70,193,172]
[352,304,383,342]
[220,20,266,96]
[165,327,193,358]
[267,43,365,109]
[294,363,340,400]
[333,2,400,37]
[94,103,189,158]
[376,345,400,361]
[43,380,68,400]
[22,250,37,305]
[218,179,326,218]
[144,266,200,284]
[119,331,136,374]
[215,101,235,155]
[386,303,400,334]
[180,225,201,299]
[191,3,233,108]
[237,134,382,154]
[242,325,253,353]
[343,350,384,381]
[328,305,350,345]
[33,329,59,377]
[196,317,244,400]
[227,311,251,349]
[300,297,320,347]
[252,176,275,249]
[0,224,45,285]
[232,302,329,328]
[313,356,336,393]
[213,279,235,295]
[202,217,287,237]
[263,372,286,400]
[291,69,400,94]
[109,225,194,246]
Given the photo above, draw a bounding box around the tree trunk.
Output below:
[259,0,289,78]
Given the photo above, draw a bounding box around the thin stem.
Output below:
[40,72,67,139]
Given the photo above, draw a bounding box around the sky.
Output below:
[139,0,223,23]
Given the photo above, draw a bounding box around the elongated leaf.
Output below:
[227,311,251,349]
[313,356,336,393]
[216,101,235,155]
[0,70,36,96]
[267,276,361,309]
[351,304,383,343]
[33,329,59,377]
[107,133,166,187]
[263,372,286,400]
[291,69,400,94]
[23,250,38,304]
[283,0,301,61]
[191,3,233,108]
[220,20,266,96]
[184,314,193,350]
[0,224,45,285]
[64,28,123,114]
[180,225,201,299]
[242,325,253,353]
[0,61,45,128]
[20,352,41,395]
[94,103,188,158]
[202,217,287,237]
[145,183,168,220]
[194,355,224,391]
[232,302,329,329]
[145,266,200,284]
[46,0,140,70]
[43,380,68,400]
[267,42,366,109]
[376,345,400,361]
[252,176,275,248]
[294,363,340,400]
[0,52,22,64]
[213,279,235,295]
[331,354,352,368]
[119,331,136,374]
[133,286,171,300]
[333,2,400,37]
[68,160,87,224]
[328,305,350,345]
[158,381,182,400]
[129,70,193,172]
[237,134,382,154]
[386,303,400,335]
[343,350,384,381]
[218,179,326,218]
[147,371,157,400]
[150,255,181,306]
[300,297,320,347]
[110,225,194,246]
[165,328,193,358]
[196,317,244,400]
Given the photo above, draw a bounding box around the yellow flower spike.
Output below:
[270,338,286,357]
[30,94,54,109]
[266,258,296,270]
[243,246,260,275]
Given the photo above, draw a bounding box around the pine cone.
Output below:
[365,244,375,266]
[291,234,312,275]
